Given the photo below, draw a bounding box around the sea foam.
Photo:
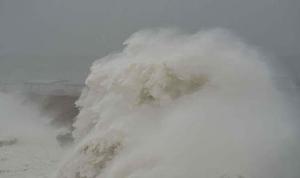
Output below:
[54,29,299,178]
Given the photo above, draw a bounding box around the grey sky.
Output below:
[0,0,299,83]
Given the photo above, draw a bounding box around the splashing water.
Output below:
[0,93,64,178]
[54,29,300,178]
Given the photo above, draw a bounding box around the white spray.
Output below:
[0,93,64,178]
[54,29,300,178]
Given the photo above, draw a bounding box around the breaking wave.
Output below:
[54,29,299,178]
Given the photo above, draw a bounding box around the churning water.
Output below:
[53,29,300,178]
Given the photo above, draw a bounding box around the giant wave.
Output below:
[54,29,299,178]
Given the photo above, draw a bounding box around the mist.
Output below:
[0,92,64,177]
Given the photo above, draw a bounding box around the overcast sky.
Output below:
[0,0,299,82]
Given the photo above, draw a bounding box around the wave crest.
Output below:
[54,29,299,178]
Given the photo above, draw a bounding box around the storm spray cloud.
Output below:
[0,92,64,177]
[54,29,300,178]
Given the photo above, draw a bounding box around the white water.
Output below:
[52,29,300,178]
[1,29,299,178]
[0,93,64,178]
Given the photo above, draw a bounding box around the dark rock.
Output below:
[56,130,74,147]
[0,137,17,147]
